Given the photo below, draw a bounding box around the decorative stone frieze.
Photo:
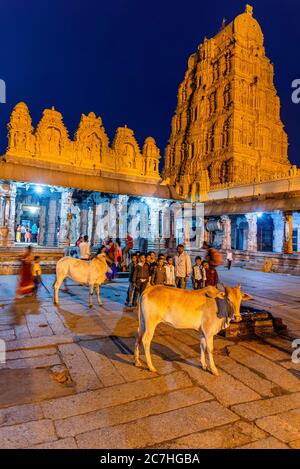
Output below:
[5,105,160,181]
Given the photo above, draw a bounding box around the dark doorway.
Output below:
[257,214,274,252]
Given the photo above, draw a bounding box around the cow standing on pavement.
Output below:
[53,253,111,307]
[134,284,252,376]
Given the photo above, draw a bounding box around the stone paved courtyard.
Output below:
[0,267,300,449]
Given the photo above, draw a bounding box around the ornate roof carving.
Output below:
[5,105,160,181]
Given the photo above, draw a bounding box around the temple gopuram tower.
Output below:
[163,4,292,199]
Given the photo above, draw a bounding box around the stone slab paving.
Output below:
[238,437,289,449]
[153,421,267,449]
[255,411,300,443]
[54,387,213,439]
[231,392,300,420]
[228,345,300,392]
[0,272,300,449]
[75,401,239,449]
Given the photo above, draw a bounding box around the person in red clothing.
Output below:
[203,260,219,287]
[123,232,134,267]
[16,245,35,297]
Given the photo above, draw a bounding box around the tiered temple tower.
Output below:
[163,4,292,199]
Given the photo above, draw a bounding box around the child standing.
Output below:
[151,257,166,286]
[32,256,42,294]
[165,256,175,287]
[125,253,138,307]
[192,256,206,290]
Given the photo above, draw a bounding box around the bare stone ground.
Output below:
[0,266,300,449]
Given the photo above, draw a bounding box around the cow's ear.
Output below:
[216,291,226,299]
[241,293,253,301]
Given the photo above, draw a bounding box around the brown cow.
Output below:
[134,284,252,375]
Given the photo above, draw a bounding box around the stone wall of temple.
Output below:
[4,103,160,181]
[163,4,295,199]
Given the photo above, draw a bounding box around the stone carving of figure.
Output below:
[222,118,230,148]
[224,83,231,108]
[14,132,26,151]
[46,127,61,154]
[85,133,101,160]
[123,144,135,168]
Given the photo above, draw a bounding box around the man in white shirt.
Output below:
[79,235,90,260]
[173,244,192,289]
[226,250,233,270]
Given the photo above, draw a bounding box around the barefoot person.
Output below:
[16,245,34,297]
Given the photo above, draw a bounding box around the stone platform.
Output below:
[187,249,300,276]
[0,246,64,275]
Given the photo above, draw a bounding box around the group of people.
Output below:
[73,233,134,278]
[15,232,231,306]
[124,244,223,308]
[15,223,39,243]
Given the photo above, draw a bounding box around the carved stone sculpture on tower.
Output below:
[7,102,35,157]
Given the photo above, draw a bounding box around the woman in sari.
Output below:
[16,245,35,297]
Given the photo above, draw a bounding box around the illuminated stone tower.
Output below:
[163,4,291,199]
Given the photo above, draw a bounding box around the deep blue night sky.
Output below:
[0,0,299,166]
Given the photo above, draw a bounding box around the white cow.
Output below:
[53,253,110,307]
[134,284,252,376]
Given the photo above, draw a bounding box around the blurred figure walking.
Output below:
[16,245,34,297]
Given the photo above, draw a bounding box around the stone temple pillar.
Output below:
[204,219,210,245]
[117,195,129,242]
[8,186,17,244]
[0,195,5,226]
[46,194,59,247]
[39,205,46,246]
[148,201,161,251]
[221,215,231,250]
[0,183,16,247]
[94,196,112,245]
[283,211,293,254]
[245,213,257,252]
[79,202,89,237]
[59,190,73,248]
[271,211,285,253]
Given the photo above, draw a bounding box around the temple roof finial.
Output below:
[245,4,253,16]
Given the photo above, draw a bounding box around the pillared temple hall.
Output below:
[1,4,300,273]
